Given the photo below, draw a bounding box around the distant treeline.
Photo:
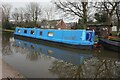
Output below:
[1,1,120,33]
[2,21,40,30]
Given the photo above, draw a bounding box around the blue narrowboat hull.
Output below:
[14,35,93,49]
[14,27,95,49]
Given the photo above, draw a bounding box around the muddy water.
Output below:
[2,32,120,78]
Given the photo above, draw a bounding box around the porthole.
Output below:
[24,30,27,33]
[48,32,53,37]
[40,31,42,36]
[31,30,34,34]
[17,29,21,33]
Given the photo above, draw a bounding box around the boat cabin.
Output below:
[14,27,95,46]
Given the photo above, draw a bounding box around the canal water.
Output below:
[2,32,120,78]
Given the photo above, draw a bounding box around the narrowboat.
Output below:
[99,38,120,52]
[14,27,95,49]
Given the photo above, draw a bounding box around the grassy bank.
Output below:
[2,29,14,32]
[109,37,120,41]
[0,29,14,32]
[112,31,117,36]
[2,59,25,79]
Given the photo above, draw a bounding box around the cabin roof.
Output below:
[16,27,94,32]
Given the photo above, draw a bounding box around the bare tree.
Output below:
[0,3,2,25]
[26,2,41,22]
[44,7,55,20]
[12,8,19,23]
[19,7,24,22]
[2,3,12,22]
[116,2,120,32]
[12,7,25,27]
[24,13,31,23]
[95,1,118,34]
[54,0,90,29]
[103,2,118,34]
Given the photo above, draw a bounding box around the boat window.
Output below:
[31,30,34,34]
[48,32,53,37]
[17,29,21,33]
[40,31,42,36]
[24,30,27,34]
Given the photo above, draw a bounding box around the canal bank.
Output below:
[0,32,25,79]
[0,29,14,33]
[1,59,25,79]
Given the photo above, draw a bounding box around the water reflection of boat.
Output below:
[14,37,93,65]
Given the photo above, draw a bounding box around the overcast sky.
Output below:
[1,0,53,10]
[1,0,52,2]
[2,0,53,9]
[0,0,80,22]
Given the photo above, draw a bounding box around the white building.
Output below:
[112,26,117,31]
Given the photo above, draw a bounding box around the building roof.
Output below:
[40,19,63,27]
[66,22,76,27]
